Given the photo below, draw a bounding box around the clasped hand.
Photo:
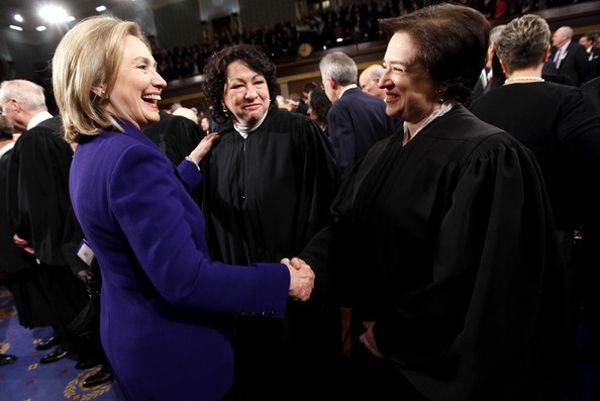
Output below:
[280,257,315,302]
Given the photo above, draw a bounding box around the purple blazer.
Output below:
[69,119,289,401]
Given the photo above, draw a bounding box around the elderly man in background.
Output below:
[0,79,112,387]
[358,64,386,100]
[545,26,589,86]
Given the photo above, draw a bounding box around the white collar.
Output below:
[558,40,570,54]
[0,141,14,159]
[233,109,269,139]
[403,102,455,144]
[339,84,358,98]
[27,111,53,130]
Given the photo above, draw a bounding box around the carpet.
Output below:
[0,285,126,401]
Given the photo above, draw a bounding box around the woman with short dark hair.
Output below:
[200,44,341,400]
[319,4,571,400]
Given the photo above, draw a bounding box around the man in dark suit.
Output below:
[319,51,396,176]
[549,26,589,86]
[580,33,600,81]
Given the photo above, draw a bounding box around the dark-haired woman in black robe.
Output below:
[201,45,341,401]
[317,5,571,401]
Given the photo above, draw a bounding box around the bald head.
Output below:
[552,26,573,48]
[359,64,386,99]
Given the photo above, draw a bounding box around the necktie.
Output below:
[554,48,562,68]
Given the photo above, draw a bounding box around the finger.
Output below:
[290,257,305,266]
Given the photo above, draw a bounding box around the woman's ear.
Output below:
[499,58,509,76]
[435,84,448,103]
[91,86,108,99]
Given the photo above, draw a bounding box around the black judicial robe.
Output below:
[201,107,341,399]
[202,107,340,269]
[143,110,203,165]
[0,146,35,274]
[6,116,88,330]
[6,116,87,273]
[328,105,571,401]
[0,146,44,328]
[470,81,600,233]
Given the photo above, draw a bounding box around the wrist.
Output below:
[184,156,201,171]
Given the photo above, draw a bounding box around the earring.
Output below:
[100,90,109,100]
[438,97,445,104]
[222,103,229,116]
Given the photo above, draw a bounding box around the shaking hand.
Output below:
[281,257,315,302]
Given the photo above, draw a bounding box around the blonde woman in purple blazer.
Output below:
[52,16,315,401]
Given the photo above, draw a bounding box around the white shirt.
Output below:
[554,40,570,68]
[339,84,358,99]
[27,111,53,130]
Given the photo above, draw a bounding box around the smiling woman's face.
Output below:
[222,60,270,125]
[105,35,166,130]
[380,31,438,124]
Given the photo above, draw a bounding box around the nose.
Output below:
[379,68,392,89]
[153,71,167,89]
[245,84,258,99]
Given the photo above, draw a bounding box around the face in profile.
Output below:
[104,35,166,130]
[222,60,270,125]
[201,117,210,131]
[359,68,385,99]
[380,32,438,124]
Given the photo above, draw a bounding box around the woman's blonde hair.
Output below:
[52,16,149,143]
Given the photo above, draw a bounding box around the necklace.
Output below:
[504,76,545,85]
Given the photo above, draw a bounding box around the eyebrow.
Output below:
[384,60,411,67]
[132,56,157,68]
[228,73,264,82]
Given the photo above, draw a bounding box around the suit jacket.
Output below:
[585,48,600,82]
[327,87,396,176]
[69,119,289,401]
[550,41,589,86]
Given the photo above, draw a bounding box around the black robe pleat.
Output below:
[201,107,341,400]
[326,105,571,401]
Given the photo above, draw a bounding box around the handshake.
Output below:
[280,257,315,302]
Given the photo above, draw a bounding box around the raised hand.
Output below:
[187,132,220,164]
[281,257,315,301]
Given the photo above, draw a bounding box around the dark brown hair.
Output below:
[380,3,490,102]
[202,44,280,124]
[0,115,13,140]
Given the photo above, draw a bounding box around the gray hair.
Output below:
[319,52,357,85]
[0,80,47,111]
[364,64,385,81]
[496,14,550,72]
[556,26,573,39]
[490,24,505,44]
